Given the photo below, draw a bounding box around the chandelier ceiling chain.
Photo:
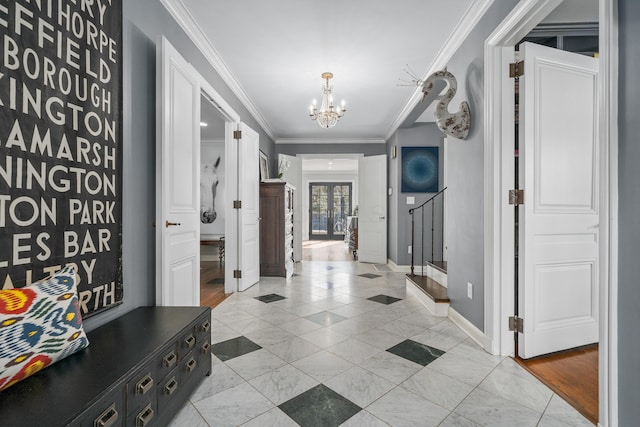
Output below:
[309,72,346,129]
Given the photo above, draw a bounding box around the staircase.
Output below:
[406,261,449,316]
[406,188,449,316]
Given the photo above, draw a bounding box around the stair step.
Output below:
[425,261,447,274]
[406,274,450,303]
[406,274,450,317]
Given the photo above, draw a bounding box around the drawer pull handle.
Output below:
[163,352,177,368]
[184,335,196,349]
[201,321,211,332]
[94,403,118,427]
[201,342,211,354]
[136,404,154,427]
[136,373,154,395]
[165,377,178,396]
[186,358,197,373]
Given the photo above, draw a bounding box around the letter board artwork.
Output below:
[0,1,123,317]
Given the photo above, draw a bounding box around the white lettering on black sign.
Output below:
[0,0,123,317]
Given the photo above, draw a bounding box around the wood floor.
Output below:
[200,260,229,308]
[302,240,354,262]
[515,344,598,424]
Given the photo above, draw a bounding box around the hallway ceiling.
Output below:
[168,0,477,143]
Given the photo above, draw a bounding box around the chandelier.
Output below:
[309,72,346,128]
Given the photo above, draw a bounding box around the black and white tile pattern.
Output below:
[171,261,594,427]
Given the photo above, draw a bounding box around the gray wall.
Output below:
[617,0,640,422]
[84,0,275,330]
[387,124,444,266]
[436,0,519,331]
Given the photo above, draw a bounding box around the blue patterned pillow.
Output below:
[0,265,90,391]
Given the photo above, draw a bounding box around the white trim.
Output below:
[406,279,449,317]
[388,259,412,273]
[384,0,496,140]
[483,0,563,357]
[599,0,618,425]
[199,77,241,294]
[427,264,448,288]
[449,307,485,347]
[160,0,275,140]
[201,138,225,144]
[276,138,386,145]
[483,0,617,425]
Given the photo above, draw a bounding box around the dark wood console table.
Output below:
[0,306,211,426]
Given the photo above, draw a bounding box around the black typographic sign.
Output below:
[0,0,123,317]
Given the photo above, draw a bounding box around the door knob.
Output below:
[165,221,181,227]
[379,216,386,220]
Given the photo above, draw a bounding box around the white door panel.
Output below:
[519,42,599,358]
[156,36,200,306]
[238,123,260,290]
[358,155,387,264]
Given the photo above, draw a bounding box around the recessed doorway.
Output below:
[309,182,352,240]
[199,93,228,308]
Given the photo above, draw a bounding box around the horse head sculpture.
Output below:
[200,156,221,223]
[422,69,470,140]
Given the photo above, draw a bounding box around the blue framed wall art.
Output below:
[401,146,439,193]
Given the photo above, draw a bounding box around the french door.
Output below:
[309,183,352,240]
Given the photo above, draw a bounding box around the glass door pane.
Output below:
[309,182,352,240]
[332,184,351,238]
[310,184,329,238]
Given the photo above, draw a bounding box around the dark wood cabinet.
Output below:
[0,306,211,427]
[260,182,295,278]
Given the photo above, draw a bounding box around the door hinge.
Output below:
[508,189,524,206]
[233,200,242,209]
[233,270,242,279]
[233,130,242,139]
[509,60,524,78]
[509,316,524,333]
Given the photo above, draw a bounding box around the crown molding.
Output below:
[160,0,276,141]
[384,0,496,140]
[275,138,386,145]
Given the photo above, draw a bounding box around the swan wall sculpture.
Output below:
[422,69,470,140]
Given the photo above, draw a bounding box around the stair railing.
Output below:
[409,187,447,276]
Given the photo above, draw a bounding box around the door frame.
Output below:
[308,182,353,240]
[482,0,618,425]
[156,43,242,296]
[200,81,241,294]
[197,88,243,295]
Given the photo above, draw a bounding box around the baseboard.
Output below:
[201,255,217,262]
[448,307,485,347]
[388,259,412,273]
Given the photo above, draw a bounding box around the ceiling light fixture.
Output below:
[309,72,346,129]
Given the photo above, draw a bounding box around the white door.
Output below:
[237,123,260,291]
[518,42,599,358]
[156,36,200,306]
[279,154,302,261]
[358,155,387,264]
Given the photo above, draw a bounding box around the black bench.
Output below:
[0,306,211,426]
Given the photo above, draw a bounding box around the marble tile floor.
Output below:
[171,261,594,427]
